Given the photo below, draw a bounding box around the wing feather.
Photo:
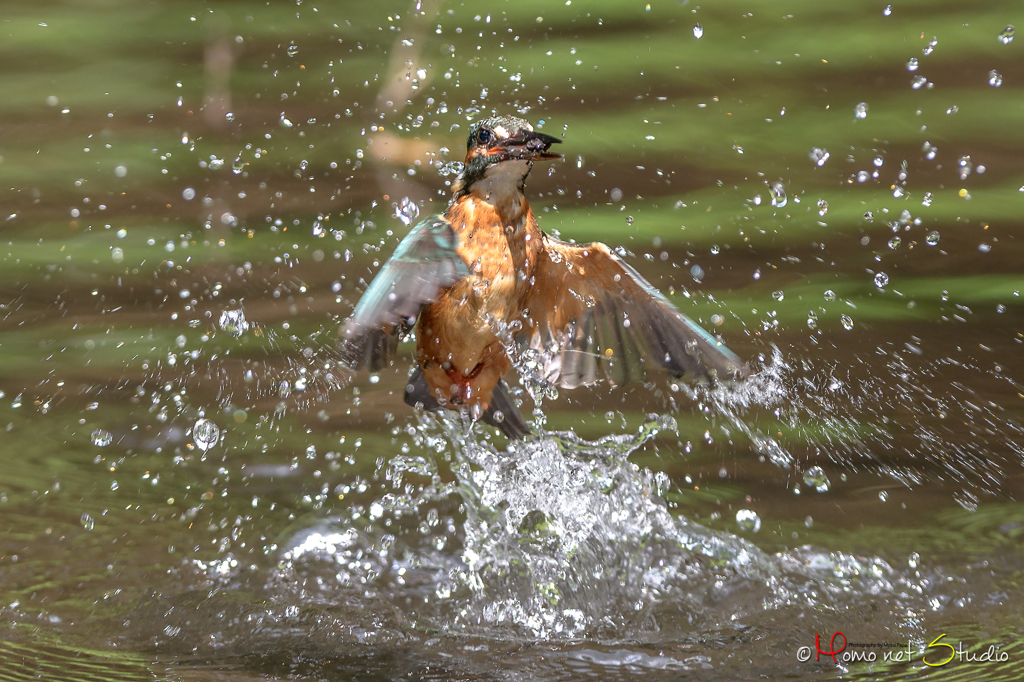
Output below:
[521,236,746,386]
[341,215,470,370]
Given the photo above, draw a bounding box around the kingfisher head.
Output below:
[453,115,562,200]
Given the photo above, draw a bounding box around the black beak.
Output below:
[496,130,563,161]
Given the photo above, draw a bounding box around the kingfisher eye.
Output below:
[478,129,492,144]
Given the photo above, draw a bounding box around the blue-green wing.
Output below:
[341,215,470,371]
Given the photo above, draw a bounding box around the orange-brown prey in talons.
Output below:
[341,115,747,439]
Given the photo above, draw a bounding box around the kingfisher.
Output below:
[341,115,746,439]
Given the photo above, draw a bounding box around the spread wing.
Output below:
[341,214,470,371]
[521,236,747,388]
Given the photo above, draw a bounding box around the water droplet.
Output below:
[772,290,785,301]
[803,466,831,492]
[710,244,720,255]
[908,551,920,568]
[999,25,1015,44]
[804,515,814,528]
[114,165,127,178]
[693,23,703,39]
[769,181,787,207]
[883,4,892,16]
[911,76,927,90]
[576,155,585,168]
[958,155,973,180]
[978,242,992,253]
[653,471,670,496]
[806,311,817,329]
[923,37,937,56]
[395,196,420,226]
[279,114,293,128]
[225,112,235,122]
[841,314,854,330]
[218,309,249,337]
[437,160,464,177]
[817,199,828,216]
[823,289,836,302]
[878,490,889,502]
[193,418,220,451]
[906,57,919,72]
[874,272,889,288]
[91,429,113,447]
[610,187,623,202]
[735,509,761,532]
[690,264,704,282]
[887,236,901,249]
[854,102,868,119]
[81,513,95,531]
[182,187,196,201]
[287,43,298,57]
[111,247,124,263]
[808,147,830,166]
[857,170,870,183]
[988,70,1003,87]
[232,157,244,174]
[926,231,940,245]
[922,192,934,207]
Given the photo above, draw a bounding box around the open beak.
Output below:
[492,130,563,161]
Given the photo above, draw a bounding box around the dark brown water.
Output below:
[2,0,1023,679]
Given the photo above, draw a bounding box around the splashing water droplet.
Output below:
[999,25,1015,44]
[653,471,670,497]
[287,44,298,57]
[772,290,785,302]
[888,236,901,250]
[809,147,830,166]
[693,23,703,39]
[92,429,113,447]
[219,309,249,338]
[923,37,937,55]
[817,199,828,216]
[690,264,704,282]
[769,181,787,207]
[988,70,1003,87]
[193,418,220,451]
[735,509,761,532]
[879,490,889,502]
[395,197,420,226]
[81,513,95,531]
[841,314,854,330]
[874,272,889,288]
[926,231,940,245]
[437,160,464,177]
[908,552,921,568]
[883,4,892,16]
[922,192,934,207]
[803,466,831,492]
[823,289,836,302]
[111,247,124,263]
[854,102,868,119]
[906,57,919,72]
[911,76,927,90]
